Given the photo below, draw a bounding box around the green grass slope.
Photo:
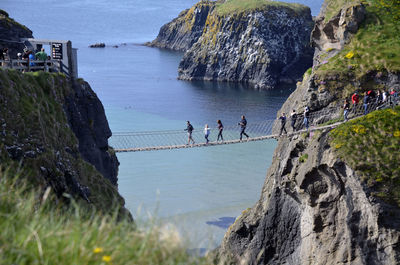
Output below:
[330,106,400,205]
[0,175,211,265]
[314,0,400,97]
[215,0,309,16]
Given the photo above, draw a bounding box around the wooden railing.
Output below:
[0,59,62,73]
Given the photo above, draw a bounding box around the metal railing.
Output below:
[0,59,61,73]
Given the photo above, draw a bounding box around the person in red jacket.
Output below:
[351,92,359,105]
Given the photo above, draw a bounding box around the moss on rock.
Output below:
[0,69,127,215]
[330,106,400,206]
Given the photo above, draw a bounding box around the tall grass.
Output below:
[0,172,212,265]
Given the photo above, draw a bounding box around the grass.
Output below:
[215,0,309,16]
[314,1,400,96]
[0,173,211,265]
[329,106,400,206]
[323,0,362,22]
[299,153,309,163]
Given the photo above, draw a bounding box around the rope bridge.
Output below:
[110,98,398,152]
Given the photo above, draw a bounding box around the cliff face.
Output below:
[219,131,400,264]
[0,10,33,58]
[0,11,124,213]
[64,80,119,186]
[146,1,215,51]
[219,1,400,264]
[0,70,126,214]
[149,1,314,90]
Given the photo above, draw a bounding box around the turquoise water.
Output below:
[2,0,323,249]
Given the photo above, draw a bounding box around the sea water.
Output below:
[2,0,323,249]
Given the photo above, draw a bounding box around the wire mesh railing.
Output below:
[109,96,399,152]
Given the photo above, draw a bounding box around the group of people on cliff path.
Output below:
[184,115,249,145]
[350,88,398,116]
[277,87,399,136]
[0,46,50,71]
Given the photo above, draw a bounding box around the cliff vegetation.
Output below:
[0,175,210,265]
[0,69,124,214]
[215,0,308,16]
[330,106,400,206]
[314,0,400,97]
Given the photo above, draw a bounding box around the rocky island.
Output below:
[148,0,315,89]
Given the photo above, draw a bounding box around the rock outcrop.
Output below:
[311,3,366,66]
[146,1,214,51]
[0,12,125,215]
[0,10,33,58]
[0,70,126,214]
[149,1,314,90]
[218,1,400,264]
[219,131,400,264]
[65,80,119,186]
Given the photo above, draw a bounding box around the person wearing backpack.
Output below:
[185,121,195,145]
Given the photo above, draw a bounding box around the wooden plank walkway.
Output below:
[114,121,344,153]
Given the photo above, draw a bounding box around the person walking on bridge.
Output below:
[185,121,195,145]
[279,113,287,136]
[217,120,224,141]
[238,115,249,141]
[204,124,210,144]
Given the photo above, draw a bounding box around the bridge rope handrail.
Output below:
[109,96,399,152]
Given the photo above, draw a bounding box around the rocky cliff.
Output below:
[146,1,215,51]
[0,70,126,214]
[0,12,126,215]
[64,80,119,186]
[0,10,33,58]
[218,0,400,264]
[149,0,314,90]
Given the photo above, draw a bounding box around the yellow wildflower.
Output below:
[352,125,366,134]
[102,255,112,263]
[345,51,355,59]
[335,143,343,149]
[388,109,398,116]
[93,247,103,254]
[394,131,400,137]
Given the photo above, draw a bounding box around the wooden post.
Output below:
[27,57,30,72]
